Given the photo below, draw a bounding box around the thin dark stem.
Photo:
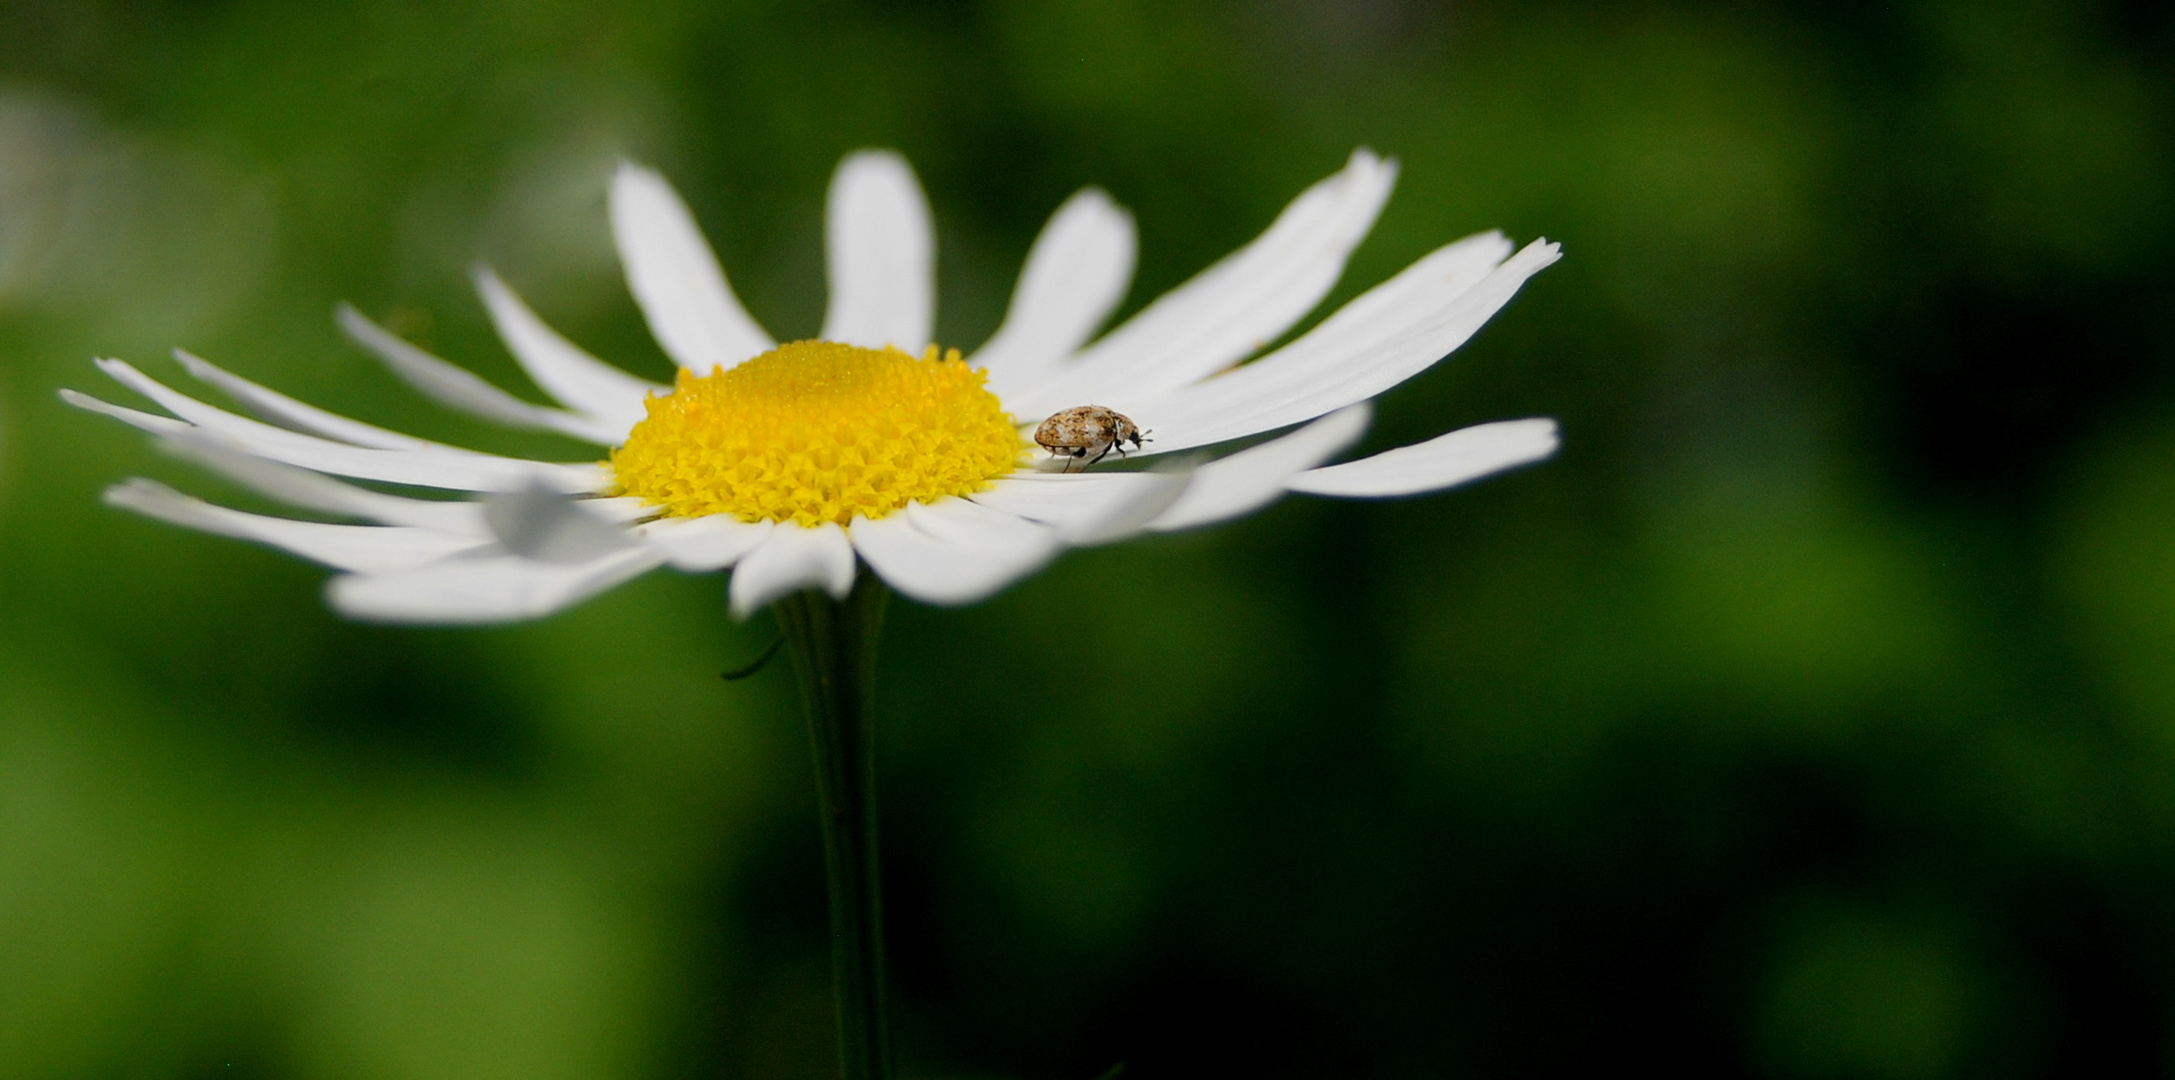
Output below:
[773,576,893,1080]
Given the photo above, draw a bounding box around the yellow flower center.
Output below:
[611,341,1025,527]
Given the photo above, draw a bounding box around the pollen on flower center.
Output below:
[611,340,1025,527]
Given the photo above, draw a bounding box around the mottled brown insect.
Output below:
[1033,405,1150,472]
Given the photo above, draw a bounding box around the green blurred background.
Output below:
[2,0,2172,1076]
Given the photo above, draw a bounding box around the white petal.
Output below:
[820,150,934,352]
[1131,237,1559,453]
[849,505,1057,606]
[1287,418,1559,497]
[904,496,1059,554]
[65,388,188,434]
[71,368,607,493]
[967,469,1192,547]
[336,305,625,444]
[104,479,491,573]
[173,350,433,450]
[479,485,639,563]
[159,430,490,536]
[1149,403,1371,532]
[633,514,775,571]
[474,267,663,427]
[974,188,1136,398]
[728,521,857,618]
[609,163,775,373]
[328,547,666,625]
[1004,149,1398,417]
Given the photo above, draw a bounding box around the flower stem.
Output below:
[773,576,893,1080]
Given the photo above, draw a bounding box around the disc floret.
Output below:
[612,341,1024,526]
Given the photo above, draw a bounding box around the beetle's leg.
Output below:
[1087,442,1115,468]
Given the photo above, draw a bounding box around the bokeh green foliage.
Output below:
[1,0,2171,1076]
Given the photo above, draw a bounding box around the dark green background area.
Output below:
[2,0,2172,1076]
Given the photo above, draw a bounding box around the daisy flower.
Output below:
[69,147,1563,1080]
[66,148,1559,623]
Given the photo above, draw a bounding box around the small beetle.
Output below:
[1034,405,1150,472]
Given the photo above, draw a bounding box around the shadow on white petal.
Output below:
[481,484,638,563]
